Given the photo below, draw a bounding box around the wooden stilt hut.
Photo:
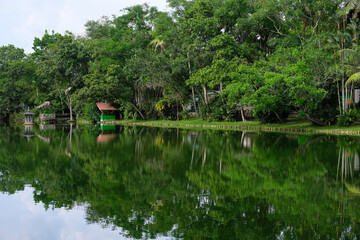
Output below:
[37,101,56,122]
[96,103,117,121]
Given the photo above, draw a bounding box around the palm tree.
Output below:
[148,36,166,54]
[332,1,360,113]
[345,0,360,13]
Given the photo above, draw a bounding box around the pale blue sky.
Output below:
[0,0,168,53]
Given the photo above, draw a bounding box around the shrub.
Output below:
[255,106,290,124]
[337,109,360,127]
[155,98,180,120]
[82,103,99,122]
[199,97,225,121]
[9,112,24,129]
[181,110,190,120]
[199,97,243,122]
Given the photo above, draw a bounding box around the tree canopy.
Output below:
[2,0,360,126]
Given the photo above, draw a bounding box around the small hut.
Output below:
[37,101,56,122]
[96,103,117,121]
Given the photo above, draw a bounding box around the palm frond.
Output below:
[346,72,360,86]
[346,0,360,10]
[339,48,360,63]
[148,37,166,53]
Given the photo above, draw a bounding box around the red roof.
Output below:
[96,103,117,111]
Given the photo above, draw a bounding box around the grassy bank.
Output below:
[97,118,360,135]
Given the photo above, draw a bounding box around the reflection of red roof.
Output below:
[96,103,117,111]
[97,134,117,143]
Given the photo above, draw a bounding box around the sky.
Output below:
[0,0,169,53]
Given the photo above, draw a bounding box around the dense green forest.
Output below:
[2,0,360,125]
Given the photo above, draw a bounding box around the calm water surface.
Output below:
[1,125,360,239]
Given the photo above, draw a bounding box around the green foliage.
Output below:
[82,103,99,122]
[39,107,55,114]
[0,45,36,120]
[199,96,242,122]
[8,112,24,129]
[155,98,180,120]
[346,71,360,86]
[337,109,360,127]
[0,0,358,126]
[199,97,224,121]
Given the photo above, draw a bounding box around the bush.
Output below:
[306,86,338,125]
[82,103,99,122]
[155,98,180,120]
[337,109,360,127]
[181,110,190,120]
[9,112,24,129]
[199,97,225,121]
[120,104,134,120]
[255,107,290,124]
[199,97,243,122]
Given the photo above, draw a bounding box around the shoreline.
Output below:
[94,119,360,136]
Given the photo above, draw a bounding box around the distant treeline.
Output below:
[1,0,360,125]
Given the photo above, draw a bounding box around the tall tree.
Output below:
[34,32,90,119]
[0,45,36,120]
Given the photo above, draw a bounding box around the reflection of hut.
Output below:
[39,124,56,130]
[97,134,117,144]
[24,107,34,125]
[37,101,56,122]
[96,103,117,121]
[100,124,116,131]
[37,135,51,143]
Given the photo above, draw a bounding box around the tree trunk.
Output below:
[338,81,342,114]
[192,87,198,117]
[67,96,73,121]
[58,89,65,114]
[345,85,348,113]
[176,101,179,120]
[352,82,356,109]
[304,111,326,126]
[187,52,199,117]
[240,107,246,122]
[273,111,283,123]
[69,103,73,121]
[65,88,73,121]
[132,103,145,120]
[203,86,208,105]
[342,76,345,113]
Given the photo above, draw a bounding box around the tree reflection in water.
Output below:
[0,126,360,239]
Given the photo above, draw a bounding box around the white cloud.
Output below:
[0,0,168,53]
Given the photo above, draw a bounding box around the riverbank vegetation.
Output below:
[3,0,360,127]
[114,117,360,135]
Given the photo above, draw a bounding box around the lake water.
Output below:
[0,124,360,239]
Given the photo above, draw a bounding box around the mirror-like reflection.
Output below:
[0,125,360,239]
